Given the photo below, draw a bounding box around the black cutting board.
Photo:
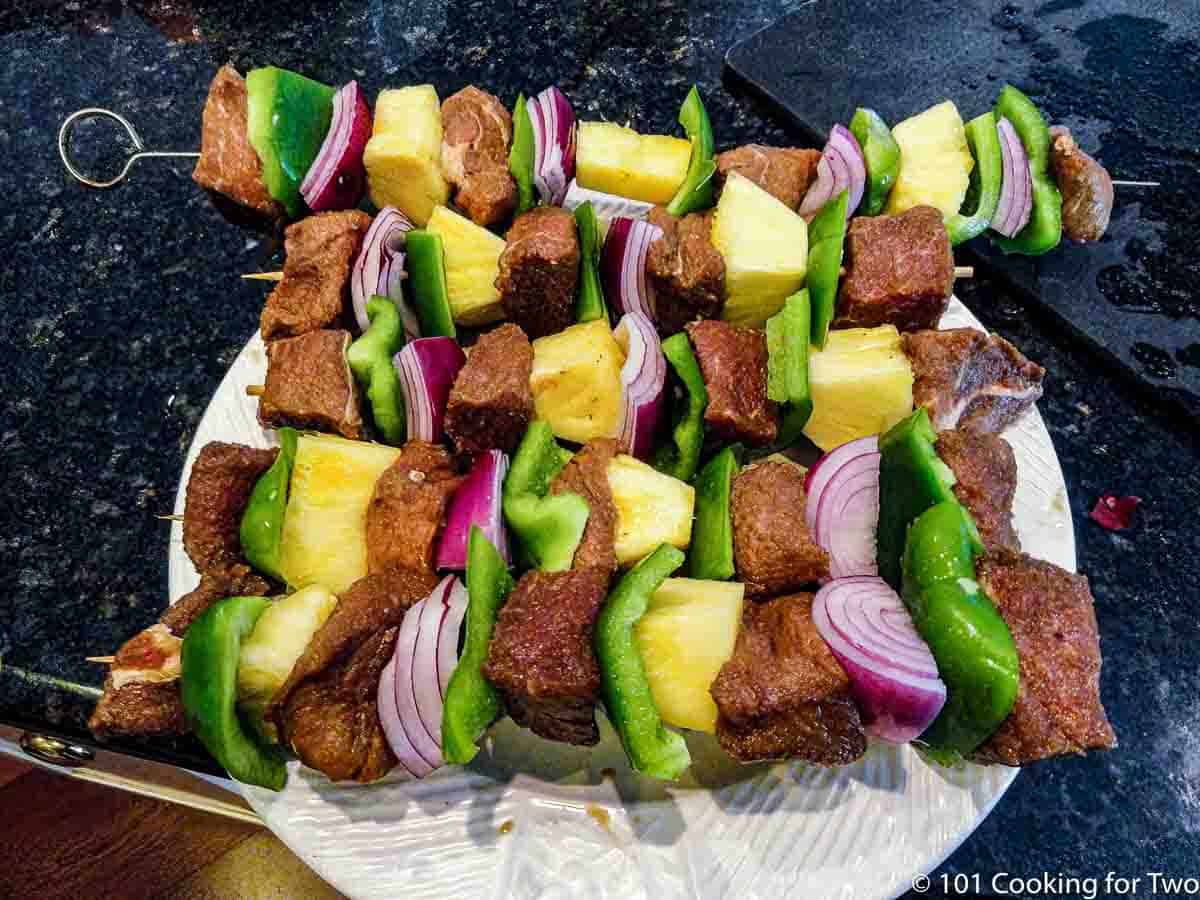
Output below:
[725,0,1200,424]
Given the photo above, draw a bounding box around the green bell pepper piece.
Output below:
[509,93,536,216]
[181,596,288,790]
[595,543,690,780]
[765,289,814,447]
[991,84,1063,256]
[404,231,457,338]
[806,191,848,350]
[666,86,717,217]
[442,527,516,764]
[346,296,408,444]
[245,67,336,219]
[901,502,1019,761]
[502,421,590,572]
[653,332,708,482]
[574,201,607,323]
[946,112,1004,246]
[849,108,900,217]
[688,445,741,580]
[239,427,299,581]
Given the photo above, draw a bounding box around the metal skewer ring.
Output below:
[58,107,198,189]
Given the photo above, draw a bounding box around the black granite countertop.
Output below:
[1,1,1197,895]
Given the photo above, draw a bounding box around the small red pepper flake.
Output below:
[1090,494,1142,531]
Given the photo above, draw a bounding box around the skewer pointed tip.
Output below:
[241,271,284,282]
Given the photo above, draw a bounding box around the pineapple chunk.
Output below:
[576,121,692,205]
[237,584,338,742]
[426,205,507,326]
[635,578,744,733]
[885,100,974,220]
[607,454,695,566]
[278,435,400,594]
[530,319,625,443]
[364,86,450,226]
[803,325,914,451]
[712,172,808,328]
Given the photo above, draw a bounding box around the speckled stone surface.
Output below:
[0,0,1196,893]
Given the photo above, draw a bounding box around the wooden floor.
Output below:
[0,755,345,900]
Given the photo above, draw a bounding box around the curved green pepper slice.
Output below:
[946,112,1003,246]
[239,427,298,582]
[688,445,741,581]
[765,289,814,447]
[181,595,288,790]
[509,93,536,216]
[442,527,516,764]
[991,84,1063,256]
[574,201,607,323]
[346,296,408,444]
[806,191,848,350]
[404,231,457,339]
[849,108,900,217]
[666,86,717,217]
[653,332,708,482]
[595,543,690,780]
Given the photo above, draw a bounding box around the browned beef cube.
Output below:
[482,568,610,745]
[711,593,866,765]
[903,327,1045,433]
[1050,126,1113,243]
[444,323,535,454]
[731,462,829,597]
[259,210,372,340]
[936,428,1021,553]
[191,65,283,220]
[183,441,278,576]
[549,438,619,573]
[645,207,726,336]
[88,624,186,739]
[160,564,273,636]
[441,86,517,227]
[365,442,462,578]
[715,145,821,210]
[686,320,778,446]
[835,206,954,332]
[971,552,1116,766]
[258,329,364,439]
[497,207,580,339]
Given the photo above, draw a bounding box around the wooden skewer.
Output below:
[87,656,116,665]
[954,266,974,279]
[245,384,265,397]
[155,513,184,522]
[242,271,284,281]
[1112,180,1159,188]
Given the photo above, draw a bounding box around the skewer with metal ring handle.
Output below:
[58,108,198,189]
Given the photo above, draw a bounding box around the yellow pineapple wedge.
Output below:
[278,435,400,594]
[364,85,450,226]
[635,578,744,733]
[712,172,808,328]
[529,319,625,443]
[885,100,974,220]
[803,325,914,451]
[607,454,695,566]
[576,121,692,205]
[426,205,507,326]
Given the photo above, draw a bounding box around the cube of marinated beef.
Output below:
[1050,126,1113,243]
[686,320,778,446]
[715,145,821,210]
[549,438,619,573]
[645,207,726,336]
[903,327,1045,433]
[191,65,283,220]
[731,462,829,597]
[160,565,273,636]
[260,210,373,340]
[971,552,1116,766]
[711,593,866,765]
[258,329,365,439]
[183,441,278,576]
[835,206,954,332]
[936,427,1021,553]
[497,207,580,339]
[482,568,610,745]
[444,323,535,454]
[365,442,463,579]
[441,86,517,227]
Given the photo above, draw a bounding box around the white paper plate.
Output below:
[168,298,1073,900]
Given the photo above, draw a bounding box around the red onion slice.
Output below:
[351,207,417,336]
[394,337,466,443]
[436,450,511,570]
[601,217,663,321]
[299,81,372,213]
[412,577,454,760]
[528,86,576,206]
[388,594,441,771]
[799,124,866,222]
[805,436,881,579]
[437,578,469,698]
[376,657,420,779]
[614,311,667,460]
[991,117,1033,238]
[563,180,655,221]
[813,576,947,744]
